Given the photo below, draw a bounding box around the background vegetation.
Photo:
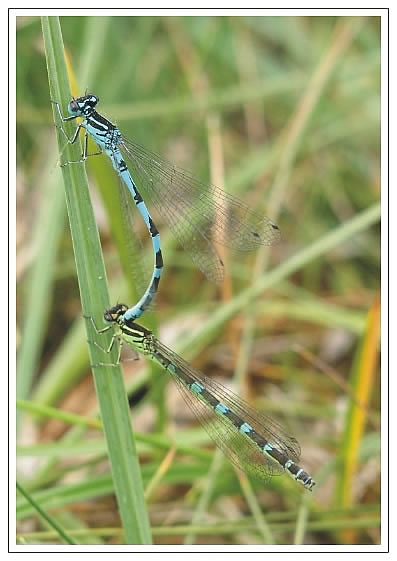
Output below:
[16,15,380,546]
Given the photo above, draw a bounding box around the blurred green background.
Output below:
[16,15,380,545]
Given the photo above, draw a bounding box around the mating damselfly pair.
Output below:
[53,94,315,491]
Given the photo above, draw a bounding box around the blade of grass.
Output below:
[184,449,226,545]
[41,16,151,544]
[16,481,76,545]
[16,154,67,431]
[236,471,275,544]
[337,294,380,514]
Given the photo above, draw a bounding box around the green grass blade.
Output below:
[40,16,151,544]
[16,152,67,431]
[16,481,76,545]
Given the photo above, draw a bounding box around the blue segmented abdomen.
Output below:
[109,148,163,321]
[189,380,314,489]
[150,345,315,491]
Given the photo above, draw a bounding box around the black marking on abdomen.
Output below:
[286,461,301,478]
[222,408,245,429]
[152,276,160,291]
[266,445,289,467]
[118,158,128,173]
[153,351,172,371]
[156,250,163,268]
[196,386,221,409]
[149,217,159,237]
[133,189,143,204]
[245,429,268,449]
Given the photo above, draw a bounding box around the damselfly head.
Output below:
[68,94,99,117]
[104,303,128,323]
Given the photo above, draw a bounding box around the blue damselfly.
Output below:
[53,94,280,322]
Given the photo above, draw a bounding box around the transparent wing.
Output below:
[120,138,281,283]
[152,338,300,481]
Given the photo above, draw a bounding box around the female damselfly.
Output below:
[90,303,315,491]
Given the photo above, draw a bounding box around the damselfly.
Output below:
[53,94,281,322]
[53,95,163,321]
[91,303,315,491]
